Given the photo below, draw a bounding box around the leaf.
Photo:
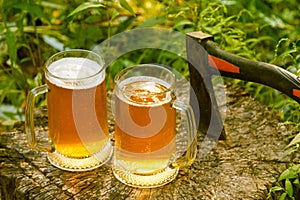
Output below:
[111,10,120,20]
[270,185,284,192]
[286,133,300,148]
[293,178,300,189]
[116,17,135,33]
[137,17,165,28]
[279,193,287,200]
[173,20,194,29]
[278,164,300,181]
[284,144,299,157]
[285,179,293,197]
[1,119,17,126]
[246,36,275,49]
[11,2,45,19]
[5,31,17,68]
[119,0,136,17]
[67,2,105,18]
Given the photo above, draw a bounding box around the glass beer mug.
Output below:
[112,64,197,188]
[25,49,112,171]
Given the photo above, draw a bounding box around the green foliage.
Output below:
[268,164,300,199]
[0,2,299,114]
[67,2,105,18]
[119,0,136,17]
[1,0,299,123]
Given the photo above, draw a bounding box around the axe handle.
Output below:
[202,40,300,103]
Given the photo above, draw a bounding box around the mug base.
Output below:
[47,141,112,171]
[112,167,179,188]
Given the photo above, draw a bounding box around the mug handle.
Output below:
[170,100,197,168]
[25,84,53,152]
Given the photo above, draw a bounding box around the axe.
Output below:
[186,32,300,140]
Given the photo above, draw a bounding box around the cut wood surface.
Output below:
[0,83,297,199]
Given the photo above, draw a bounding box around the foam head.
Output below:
[46,57,105,89]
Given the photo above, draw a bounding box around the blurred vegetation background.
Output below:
[0,0,299,126]
[1,0,299,131]
[0,0,300,198]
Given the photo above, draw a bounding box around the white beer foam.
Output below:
[47,57,105,89]
[117,76,172,107]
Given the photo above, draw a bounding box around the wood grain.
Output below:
[0,83,296,199]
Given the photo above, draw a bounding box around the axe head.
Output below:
[187,32,214,42]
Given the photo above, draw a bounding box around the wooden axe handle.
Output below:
[188,32,300,103]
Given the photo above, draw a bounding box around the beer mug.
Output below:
[111,64,197,188]
[25,49,112,171]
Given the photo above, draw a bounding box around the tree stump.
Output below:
[0,83,296,199]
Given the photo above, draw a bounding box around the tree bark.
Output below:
[0,83,296,199]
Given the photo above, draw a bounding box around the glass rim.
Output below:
[114,64,176,96]
[44,49,105,81]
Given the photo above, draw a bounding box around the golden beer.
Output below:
[46,57,109,158]
[111,64,197,188]
[114,77,176,174]
[26,50,112,171]
[47,82,108,158]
